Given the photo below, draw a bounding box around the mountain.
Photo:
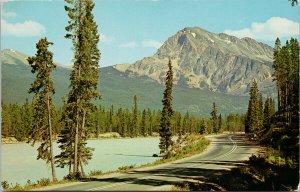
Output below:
[114,27,276,96]
[1,48,249,116]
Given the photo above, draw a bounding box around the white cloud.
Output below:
[119,41,138,48]
[2,10,17,17]
[224,17,299,41]
[1,19,46,37]
[100,34,115,44]
[142,40,162,49]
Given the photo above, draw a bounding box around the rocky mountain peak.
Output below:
[115,27,276,96]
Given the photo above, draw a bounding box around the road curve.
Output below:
[37,134,258,191]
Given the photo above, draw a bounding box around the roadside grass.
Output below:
[2,134,209,191]
[118,165,136,172]
[173,148,299,191]
[1,178,75,191]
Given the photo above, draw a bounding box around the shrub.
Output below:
[64,172,81,180]
[1,181,9,190]
[36,178,51,186]
[88,170,103,176]
[118,165,135,171]
[26,179,33,186]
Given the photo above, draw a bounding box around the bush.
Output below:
[118,165,135,171]
[10,183,21,190]
[88,170,103,176]
[64,172,82,180]
[26,179,33,186]
[1,181,9,190]
[36,178,51,186]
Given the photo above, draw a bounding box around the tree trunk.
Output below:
[47,92,57,181]
[74,65,81,174]
[80,159,85,177]
[74,100,79,173]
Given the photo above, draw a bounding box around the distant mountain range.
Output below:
[1,27,277,116]
[115,27,276,96]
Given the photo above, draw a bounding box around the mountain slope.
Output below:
[115,27,275,96]
[1,49,249,116]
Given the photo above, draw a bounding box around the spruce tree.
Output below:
[199,120,206,134]
[245,80,263,135]
[183,112,190,133]
[271,37,299,163]
[147,108,153,136]
[159,59,174,157]
[258,93,264,130]
[211,102,218,133]
[263,97,275,130]
[27,38,57,181]
[57,0,101,176]
[132,95,138,136]
[141,109,147,136]
[218,114,222,133]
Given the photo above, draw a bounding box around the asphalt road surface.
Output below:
[38,134,258,191]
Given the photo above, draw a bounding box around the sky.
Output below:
[1,0,299,67]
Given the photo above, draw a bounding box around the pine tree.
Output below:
[116,107,123,135]
[57,0,101,176]
[263,97,275,130]
[141,109,147,136]
[258,93,264,130]
[245,80,263,135]
[289,0,298,6]
[271,37,299,163]
[211,102,218,133]
[218,114,222,132]
[183,112,190,133]
[27,38,57,181]
[1,103,12,137]
[199,120,206,134]
[159,59,174,157]
[132,95,138,136]
[21,98,34,139]
[147,108,153,136]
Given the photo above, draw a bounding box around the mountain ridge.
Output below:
[114,27,276,96]
[1,48,250,116]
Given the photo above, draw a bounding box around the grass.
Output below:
[88,170,103,176]
[2,134,210,191]
[118,165,136,172]
[174,147,299,191]
[1,178,75,191]
[134,134,210,168]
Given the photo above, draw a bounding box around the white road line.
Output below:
[87,135,238,191]
[187,135,237,169]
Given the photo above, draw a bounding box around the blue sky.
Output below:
[1,0,299,67]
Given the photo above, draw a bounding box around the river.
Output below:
[1,137,160,186]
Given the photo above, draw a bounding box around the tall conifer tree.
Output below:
[245,80,263,135]
[141,109,147,136]
[132,95,138,136]
[159,59,173,157]
[211,102,218,133]
[27,38,57,181]
[218,114,222,132]
[56,0,100,176]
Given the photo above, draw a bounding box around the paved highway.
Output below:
[37,134,258,191]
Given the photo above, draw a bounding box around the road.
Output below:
[37,134,258,191]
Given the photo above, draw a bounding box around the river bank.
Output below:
[2,134,209,191]
[1,132,161,144]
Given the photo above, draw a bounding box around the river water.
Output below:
[1,137,160,185]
